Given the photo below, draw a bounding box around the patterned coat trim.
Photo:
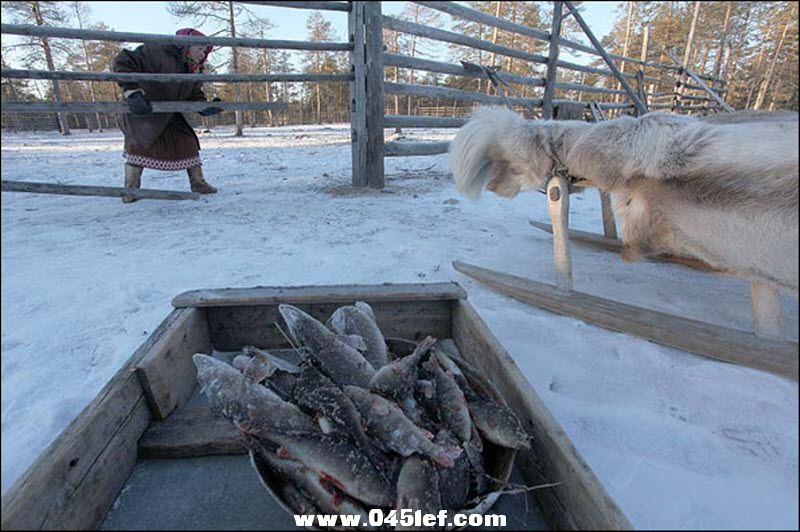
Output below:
[123,152,202,171]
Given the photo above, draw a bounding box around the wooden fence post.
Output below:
[547,176,573,291]
[599,192,617,239]
[348,1,367,187]
[542,1,563,120]
[751,281,784,339]
[363,1,385,189]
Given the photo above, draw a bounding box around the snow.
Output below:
[2,124,797,529]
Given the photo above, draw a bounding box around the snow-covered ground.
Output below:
[2,124,797,529]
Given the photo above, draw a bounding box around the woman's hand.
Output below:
[199,97,223,117]
[126,90,152,116]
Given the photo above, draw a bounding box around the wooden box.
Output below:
[0,283,631,530]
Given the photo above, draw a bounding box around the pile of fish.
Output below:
[193,301,532,524]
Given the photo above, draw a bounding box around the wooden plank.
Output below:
[593,101,635,110]
[542,1,564,119]
[555,82,626,96]
[172,282,467,308]
[2,180,200,201]
[1,101,289,114]
[1,68,351,83]
[384,140,450,157]
[206,299,454,351]
[452,300,633,530]
[135,307,213,420]
[1,23,352,51]
[0,309,191,529]
[452,260,799,381]
[678,80,727,93]
[751,281,784,339]
[55,397,151,529]
[236,0,351,11]
[599,191,617,239]
[382,16,548,66]
[547,176,573,291]
[385,82,543,108]
[348,1,368,187]
[138,407,246,458]
[529,220,722,273]
[364,2,385,188]
[383,115,467,128]
[383,53,545,87]
[556,58,657,83]
[413,1,550,44]
[531,220,623,253]
[651,103,723,111]
[562,1,647,116]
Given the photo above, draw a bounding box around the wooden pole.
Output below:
[562,1,647,116]
[542,1,564,119]
[1,101,289,114]
[546,176,572,291]
[452,260,798,381]
[1,180,200,201]
[0,23,352,51]
[751,282,784,339]
[363,2,385,189]
[237,1,350,11]
[0,68,352,84]
[348,1,368,186]
[599,192,617,239]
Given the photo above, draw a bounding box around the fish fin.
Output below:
[340,334,367,352]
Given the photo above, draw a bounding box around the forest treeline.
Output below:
[1,1,797,134]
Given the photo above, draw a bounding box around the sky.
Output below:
[2,1,621,68]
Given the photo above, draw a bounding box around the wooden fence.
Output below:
[366,0,728,188]
[0,0,353,135]
[1,0,729,189]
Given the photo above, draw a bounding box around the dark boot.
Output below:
[187,165,217,194]
[122,163,143,203]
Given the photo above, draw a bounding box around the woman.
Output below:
[113,28,222,203]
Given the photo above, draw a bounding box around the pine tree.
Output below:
[3,1,72,134]
[303,11,343,124]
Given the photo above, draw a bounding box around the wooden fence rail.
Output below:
[385,82,544,108]
[2,101,288,114]
[236,1,350,11]
[1,68,352,84]
[384,115,468,128]
[383,53,545,87]
[382,15,548,66]
[0,23,352,51]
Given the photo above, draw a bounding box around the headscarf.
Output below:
[176,28,213,73]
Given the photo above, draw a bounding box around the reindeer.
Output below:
[450,107,798,293]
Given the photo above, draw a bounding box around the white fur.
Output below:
[450,107,799,292]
